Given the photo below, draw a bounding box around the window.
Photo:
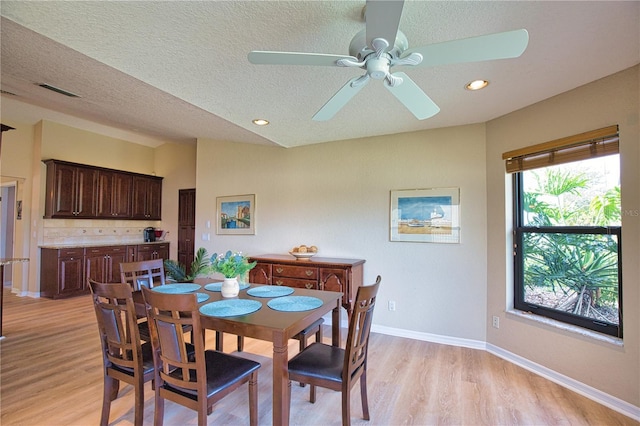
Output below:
[504,126,622,337]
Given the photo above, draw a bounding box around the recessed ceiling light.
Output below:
[465,80,489,91]
[252,118,269,126]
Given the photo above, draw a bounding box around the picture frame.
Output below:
[390,187,460,243]
[216,194,255,235]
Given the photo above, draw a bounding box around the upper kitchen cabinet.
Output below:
[43,160,163,220]
[131,175,163,220]
[97,170,133,218]
[44,160,98,218]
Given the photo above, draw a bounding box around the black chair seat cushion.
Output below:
[165,350,260,400]
[288,342,344,384]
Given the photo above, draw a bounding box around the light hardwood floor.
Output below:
[1,289,636,426]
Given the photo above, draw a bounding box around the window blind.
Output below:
[502,125,619,173]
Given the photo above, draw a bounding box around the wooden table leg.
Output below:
[332,304,341,347]
[272,334,290,426]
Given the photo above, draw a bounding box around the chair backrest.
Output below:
[343,276,381,380]
[89,280,145,373]
[141,286,205,395]
[120,259,166,291]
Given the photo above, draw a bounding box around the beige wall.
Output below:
[195,123,489,341]
[486,65,639,407]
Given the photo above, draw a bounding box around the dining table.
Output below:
[141,280,343,426]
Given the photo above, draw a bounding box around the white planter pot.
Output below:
[221,277,240,298]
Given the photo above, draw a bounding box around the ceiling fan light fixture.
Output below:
[252,118,269,126]
[465,79,489,91]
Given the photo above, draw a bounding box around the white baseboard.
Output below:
[369,324,640,422]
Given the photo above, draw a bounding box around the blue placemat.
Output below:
[199,299,262,317]
[196,292,210,303]
[267,296,323,312]
[152,283,201,294]
[247,286,294,298]
[204,282,251,292]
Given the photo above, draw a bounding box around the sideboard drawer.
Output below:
[273,265,319,280]
[272,277,319,290]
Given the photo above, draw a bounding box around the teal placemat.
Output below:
[152,283,201,294]
[196,292,209,303]
[247,286,294,298]
[204,282,250,292]
[199,299,262,317]
[267,296,323,312]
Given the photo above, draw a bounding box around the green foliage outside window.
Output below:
[517,156,621,332]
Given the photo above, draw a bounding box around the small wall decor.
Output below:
[216,194,255,235]
[390,187,460,243]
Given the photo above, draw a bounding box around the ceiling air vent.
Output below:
[37,83,80,98]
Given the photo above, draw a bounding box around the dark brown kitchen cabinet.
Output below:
[97,171,132,218]
[40,248,86,298]
[43,160,98,218]
[135,243,169,262]
[132,175,163,220]
[41,243,169,298]
[43,160,162,220]
[85,246,129,283]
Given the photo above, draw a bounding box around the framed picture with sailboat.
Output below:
[390,187,460,243]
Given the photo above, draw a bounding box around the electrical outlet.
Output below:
[492,316,500,328]
[388,301,396,311]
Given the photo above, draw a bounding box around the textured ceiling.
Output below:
[1,1,639,148]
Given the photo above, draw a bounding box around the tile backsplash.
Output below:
[42,219,161,246]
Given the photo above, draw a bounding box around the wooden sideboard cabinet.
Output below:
[248,254,365,316]
[40,243,170,299]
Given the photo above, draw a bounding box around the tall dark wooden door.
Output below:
[178,189,196,275]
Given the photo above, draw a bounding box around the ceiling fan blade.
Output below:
[248,51,357,66]
[400,29,529,67]
[365,0,404,50]
[313,76,368,121]
[385,72,440,120]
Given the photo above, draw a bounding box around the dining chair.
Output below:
[89,280,155,426]
[287,275,381,426]
[119,258,166,291]
[141,286,261,426]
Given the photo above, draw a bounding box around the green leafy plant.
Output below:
[209,251,256,278]
[164,247,210,282]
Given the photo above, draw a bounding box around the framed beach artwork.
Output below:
[390,187,460,243]
[216,194,255,235]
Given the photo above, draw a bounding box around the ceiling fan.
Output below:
[248,0,529,121]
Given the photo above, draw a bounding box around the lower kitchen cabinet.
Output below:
[40,248,85,298]
[40,243,170,298]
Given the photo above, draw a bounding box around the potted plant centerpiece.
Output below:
[209,251,257,297]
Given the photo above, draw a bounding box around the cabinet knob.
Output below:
[305,283,313,289]
[276,267,284,274]
[305,270,313,276]
[275,280,283,286]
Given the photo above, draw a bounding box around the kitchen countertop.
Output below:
[39,241,168,249]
